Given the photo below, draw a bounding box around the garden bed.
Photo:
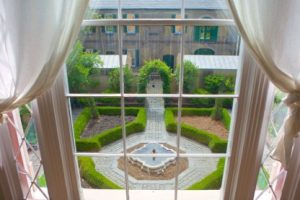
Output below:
[74,107,147,152]
[81,116,135,138]
[180,116,228,139]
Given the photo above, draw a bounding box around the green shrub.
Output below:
[138,60,172,93]
[76,139,100,152]
[187,158,225,190]
[74,108,92,140]
[165,108,228,153]
[175,61,199,93]
[190,88,214,107]
[95,89,121,106]
[221,109,231,130]
[108,66,134,92]
[75,107,146,152]
[78,157,121,189]
[223,96,233,109]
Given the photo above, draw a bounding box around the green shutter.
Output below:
[135,14,139,33]
[135,49,140,67]
[123,14,127,33]
[210,26,218,41]
[112,14,117,33]
[194,26,200,41]
[171,14,176,33]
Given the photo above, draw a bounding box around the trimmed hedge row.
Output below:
[74,108,93,140]
[222,108,231,130]
[75,107,146,152]
[187,158,225,190]
[165,108,229,153]
[78,157,121,189]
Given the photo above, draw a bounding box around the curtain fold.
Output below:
[228,0,300,168]
[0,0,88,113]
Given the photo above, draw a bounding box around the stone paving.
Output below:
[93,79,218,189]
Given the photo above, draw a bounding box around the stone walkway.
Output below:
[93,79,218,189]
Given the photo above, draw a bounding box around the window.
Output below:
[123,13,139,34]
[194,26,218,42]
[67,2,245,199]
[3,1,296,200]
[103,13,117,34]
[171,14,183,34]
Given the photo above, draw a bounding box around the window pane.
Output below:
[127,155,176,190]
[67,26,120,94]
[178,157,225,190]
[9,105,49,199]
[70,97,125,153]
[78,156,125,190]
[122,25,181,94]
[255,89,288,200]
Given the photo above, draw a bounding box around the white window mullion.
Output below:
[222,48,275,200]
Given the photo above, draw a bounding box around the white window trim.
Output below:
[222,48,275,199]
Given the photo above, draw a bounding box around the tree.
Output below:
[66,40,102,118]
[204,74,227,120]
[175,61,199,93]
[108,66,134,93]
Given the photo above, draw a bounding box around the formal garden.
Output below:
[63,41,236,190]
[16,40,278,190]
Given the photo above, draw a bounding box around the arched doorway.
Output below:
[194,48,215,55]
[162,55,175,70]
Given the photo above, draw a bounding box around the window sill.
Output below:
[82,189,221,200]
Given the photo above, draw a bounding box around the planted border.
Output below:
[187,158,225,190]
[74,107,147,152]
[165,107,229,153]
[78,157,122,189]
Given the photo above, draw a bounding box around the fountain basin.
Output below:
[128,143,176,175]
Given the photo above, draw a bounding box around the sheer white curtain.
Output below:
[0,0,88,113]
[228,0,300,168]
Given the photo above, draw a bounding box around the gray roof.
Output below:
[95,55,127,68]
[89,0,227,10]
[184,55,239,70]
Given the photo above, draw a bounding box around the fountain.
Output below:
[128,143,176,175]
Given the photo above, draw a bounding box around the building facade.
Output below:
[80,0,239,70]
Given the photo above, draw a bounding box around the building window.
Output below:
[103,13,117,34]
[123,13,139,34]
[194,26,218,42]
[171,14,183,34]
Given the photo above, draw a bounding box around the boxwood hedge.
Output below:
[187,158,225,190]
[165,108,229,153]
[75,107,146,152]
[78,157,121,189]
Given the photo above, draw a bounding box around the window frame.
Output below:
[3,11,299,200]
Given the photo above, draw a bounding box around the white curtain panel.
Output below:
[0,0,88,113]
[228,0,300,168]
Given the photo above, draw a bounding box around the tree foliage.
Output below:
[108,66,134,93]
[175,60,200,93]
[204,74,235,94]
[66,40,102,93]
[138,60,172,93]
[204,74,235,120]
[66,41,102,118]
